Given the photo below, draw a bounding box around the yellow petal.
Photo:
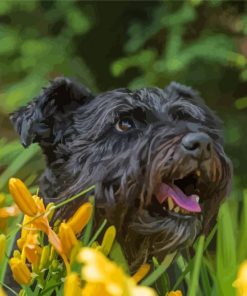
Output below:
[166,291,183,296]
[132,286,157,296]
[64,273,82,296]
[9,257,32,285]
[67,202,92,235]
[132,264,151,283]
[233,260,247,296]
[8,178,38,217]
[0,286,7,296]
[0,234,6,262]
[58,223,78,257]
[0,204,20,218]
[101,225,116,256]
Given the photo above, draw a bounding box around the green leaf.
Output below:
[216,202,237,296]
[237,190,247,261]
[188,235,205,296]
[109,241,129,274]
[0,144,40,190]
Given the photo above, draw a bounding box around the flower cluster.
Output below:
[0,178,166,296]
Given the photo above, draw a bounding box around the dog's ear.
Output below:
[10,77,93,149]
[164,82,201,101]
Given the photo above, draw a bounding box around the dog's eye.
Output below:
[172,110,193,121]
[115,117,136,132]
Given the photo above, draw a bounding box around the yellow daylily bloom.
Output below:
[0,286,7,296]
[233,260,247,296]
[132,264,151,283]
[101,225,116,256]
[64,272,82,295]
[0,193,19,232]
[0,204,20,218]
[78,247,156,296]
[9,257,32,285]
[0,234,6,262]
[67,202,92,235]
[11,185,68,272]
[8,178,38,217]
[166,291,183,296]
[23,232,42,267]
[58,222,78,258]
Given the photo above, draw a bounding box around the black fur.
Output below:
[10,77,232,270]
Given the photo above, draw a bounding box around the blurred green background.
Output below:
[0,0,246,195]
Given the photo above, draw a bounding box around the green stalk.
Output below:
[188,235,205,296]
[0,214,23,283]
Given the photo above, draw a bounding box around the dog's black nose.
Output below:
[181,132,212,161]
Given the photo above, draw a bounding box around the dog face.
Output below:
[11,78,232,267]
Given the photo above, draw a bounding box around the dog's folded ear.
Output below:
[10,77,93,149]
[164,82,201,101]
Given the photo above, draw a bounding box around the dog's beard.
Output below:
[96,136,231,268]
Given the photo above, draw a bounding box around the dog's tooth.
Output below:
[196,170,201,177]
[174,207,180,213]
[195,196,200,203]
[167,197,174,210]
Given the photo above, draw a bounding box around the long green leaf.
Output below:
[188,235,205,296]
[0,144,40,190]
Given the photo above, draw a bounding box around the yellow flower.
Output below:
[17,215,34,250]
[67,202,92,235]
[58,222,79,258]
[77,247,156,296]
[233,260,247,296]
[22,233,42,267]
[101,225,116,256]
[11,184,69,272]
[0,193,20,232]
[0,286,7,296]
[64,272,82,295]
[0,234,6,262]
[8,178,38,217]
[0,204,20,218]
[166,291,183,296]
[132,264,151,283]
[9,257,32,285]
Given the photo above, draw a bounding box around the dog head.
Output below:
[11,77,232,267]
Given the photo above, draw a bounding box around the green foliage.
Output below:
[0,1,96,114]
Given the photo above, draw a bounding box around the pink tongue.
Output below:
[157,183,201,213]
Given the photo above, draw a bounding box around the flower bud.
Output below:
[101,225,116,256]
[132,264,150,283]
[0,234,6,262]
[58,223,78,257]
[39,246,50,271]
[9,257,32,285]
[67,202,92,235]
[8,178,38,217]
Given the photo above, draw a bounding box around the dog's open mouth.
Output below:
[149,170,203,217]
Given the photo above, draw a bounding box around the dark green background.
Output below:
[0,0,246,194]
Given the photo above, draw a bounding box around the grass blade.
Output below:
[188,235,205,296]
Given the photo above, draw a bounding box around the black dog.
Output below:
[11,77,232,269]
